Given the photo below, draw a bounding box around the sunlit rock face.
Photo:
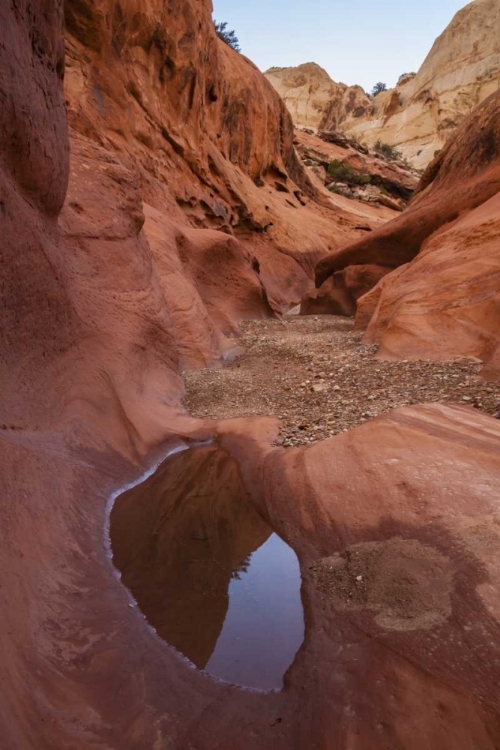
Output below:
[344,0,500,168]
[267,0,500,168]
[265,62,371,132]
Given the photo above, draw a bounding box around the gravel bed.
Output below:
[183,316,500,447]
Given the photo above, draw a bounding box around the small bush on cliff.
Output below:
[398,72,416,84]
[327,160,371,186]
[214,21,241,52]
[372,82,387,96]
[374,140,402,161]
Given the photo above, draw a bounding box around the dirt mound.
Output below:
[313,538,453,631]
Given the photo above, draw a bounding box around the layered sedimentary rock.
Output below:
[2,1,500,749]
[301,264,392,316]
[295,129,418,207]
[265,62,371,132]
[0,0,71,431]
[267,0,500,168]
[315,90,500,375]
[1,0,399,438]
[344,0,500,168]
[63,3,392,317]
[3,0,390,440]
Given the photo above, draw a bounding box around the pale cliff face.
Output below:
[265,62,371,132]
[266,0,500,168]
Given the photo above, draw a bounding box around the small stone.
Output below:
[313,383,329,393]
[356,575,363,582]
[462,396,472,402]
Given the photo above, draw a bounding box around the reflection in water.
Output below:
[110,446,304,690]
[206,532,303,689]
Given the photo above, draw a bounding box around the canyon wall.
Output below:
[3,0,389,446]
[315,90,500,375]
[63,0,390,322]
[265,62,371,132]
[267,0,500,168]
[1,1,500,749]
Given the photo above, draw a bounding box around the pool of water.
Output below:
[205,531,303,689]
[110,445,304,691]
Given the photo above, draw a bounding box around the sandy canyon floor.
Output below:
[184,315,500,446]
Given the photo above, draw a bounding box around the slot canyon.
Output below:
[1,1,500,748]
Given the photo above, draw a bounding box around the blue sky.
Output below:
[212,0,469,90]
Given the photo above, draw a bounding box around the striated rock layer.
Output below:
[315,90,500,376]
[265,62,371,132]
[63,1,390,316]
[344,0,500,168]
[295,128,418,315]
[267,0,500,168]
[1,1,500,749]
[3,0,390,440]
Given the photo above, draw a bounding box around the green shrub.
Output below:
[327,160,371,185]
[372,82,387,96]
[354,173,371,186]
[374,140,402,161]
[397,72,416,84]
[214,20,241,52]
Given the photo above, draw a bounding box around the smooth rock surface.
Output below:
[2,0,500,748]
[315,90,500,376]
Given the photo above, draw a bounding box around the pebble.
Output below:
[183,316,500,449]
